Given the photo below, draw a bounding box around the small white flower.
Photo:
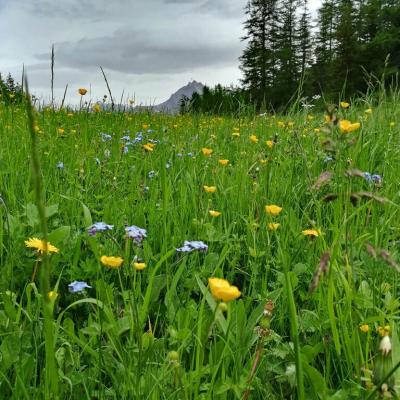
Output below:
[379,335,392,356]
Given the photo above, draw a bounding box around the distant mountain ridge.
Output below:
[153,80,204,113]
[102,81,204,113]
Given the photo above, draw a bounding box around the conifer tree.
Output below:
[239,0,279,107]
[312,0,338,94]
[297,0,312,79]
[274,0,299,104]
[334,0,361,95]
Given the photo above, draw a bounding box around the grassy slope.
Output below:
[0,96,399,399]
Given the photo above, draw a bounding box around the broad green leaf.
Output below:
[47,225,70,245]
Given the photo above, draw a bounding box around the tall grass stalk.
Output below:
[278,238,305,400]
[24,77,59,398]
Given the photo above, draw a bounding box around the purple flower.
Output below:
[68,281,92,293]
[363,172,382,185]
[323,156,333,163]
[121,135,131,142]
[94,157,101,165]
[364,172,373,183]
[132,133,143,144]
[125,225,147,244]
[87,222,114,236]
[372,174,382,184]
[176,240,208,253]
[148,170,156,179]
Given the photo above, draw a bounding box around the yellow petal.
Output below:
[265,205,282,216]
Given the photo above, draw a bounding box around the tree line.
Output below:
[190,0,400,113]
[0,73,24,105]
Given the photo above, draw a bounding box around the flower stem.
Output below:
[25,77,58,398]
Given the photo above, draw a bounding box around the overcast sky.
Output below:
[0,0,321,105]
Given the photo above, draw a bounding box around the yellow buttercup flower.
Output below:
[142,124,149,129]
[365,108,372,114]
[208,278,241,302]
[100,255,124,269]
[265,140,274,149]
[232,132,240,137]
[359,324,369,333]
[78,88,87,96]
[268,223,280,231]
[340,101,350,109]
[202,147,213,156]
[25,237,59,254]
[324,115,333,123]
[133,262,146,271]
[249,135,258,143]
[203,185,217,193]
[93,103,101,112]
[277,121,285,128]
[302,229,321,237]
[57,128,65,135]
[339,120,360,133]
[143,143,155,152]
[265,204,282,216]
[218,159,229,166]
[377,325,391,337]
[209,210,221,217]
[48,291,58,300]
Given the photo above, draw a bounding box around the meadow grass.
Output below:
[0,93,399,399]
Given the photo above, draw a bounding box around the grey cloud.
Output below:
[1,0,249,104]
[35,27,242,75]
[164,0,204,3]
[15,0,131,18]
[198,0,246,18]
[16,0,246,20]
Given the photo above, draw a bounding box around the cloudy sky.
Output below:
[1,0,321,105]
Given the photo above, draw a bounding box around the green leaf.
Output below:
[304,363,327,396]
[45,204,58,219]
[392,323,400,384]
[25,202,39,227]
[139,249,175,328]
[47,226,70,245]
[81,202,92,227]
[248,247,266,258]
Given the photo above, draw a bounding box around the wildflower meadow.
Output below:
[0,89,400,399]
